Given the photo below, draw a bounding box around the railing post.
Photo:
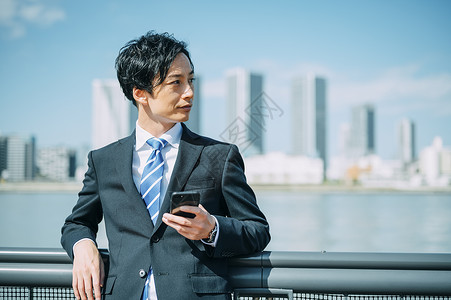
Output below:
[28,286,33,300]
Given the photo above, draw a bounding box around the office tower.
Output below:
[0,136,7,178]
[225,68,264,156]
[398,118,416,166]
[5,136,25,181]
[0,135,36,181]
[441,148,451,177]
[92,79,138,149]
[350,104,375,157]
[184,76,201,133]
[37,147,77,181]
[292,75,327,175]
[419,137,443,185]
[25,136,37,179]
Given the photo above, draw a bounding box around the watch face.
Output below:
[208,224,217,242]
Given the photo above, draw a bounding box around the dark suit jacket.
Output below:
[61,124,270,300]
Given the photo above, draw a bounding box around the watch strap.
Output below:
[205,222,218,243]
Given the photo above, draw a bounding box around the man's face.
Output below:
[145,53,195,126]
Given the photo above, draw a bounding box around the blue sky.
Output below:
[0,0,450,159]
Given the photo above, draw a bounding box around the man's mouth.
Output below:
[179,104,192,110]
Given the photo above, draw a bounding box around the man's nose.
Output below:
[182,83,194,98]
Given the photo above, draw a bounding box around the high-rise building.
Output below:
[291,75,327,176]
[0,136,7,178]
[419,137,446,185]
[25,136,37,179]
[0,134,36,181]
[398,118,416,166]
[440,148,451,177]
[37,147,77,181]
[184,76,201,134]
[92,79,138,149]
[350,104,375,157]
[225,68,264,156]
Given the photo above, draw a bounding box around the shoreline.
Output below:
[1,181,450,194]
[251,183,451,194]
[0,181,82,193]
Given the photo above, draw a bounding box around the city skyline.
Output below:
[0,1,450,160]
[1,75,449,184]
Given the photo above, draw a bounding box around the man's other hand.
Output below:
[72,239,105,300]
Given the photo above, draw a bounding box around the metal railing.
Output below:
[0,248,450,299]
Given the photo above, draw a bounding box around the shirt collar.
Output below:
[135,122,182,151]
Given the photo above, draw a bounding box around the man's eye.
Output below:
[171,80,181,85]
[189,78,196,83]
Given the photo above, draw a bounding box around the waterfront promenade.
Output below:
[1,181,450,193]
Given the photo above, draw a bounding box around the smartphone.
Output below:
[170,191,200,218]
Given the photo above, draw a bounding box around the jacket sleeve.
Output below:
[61,151,103,260]
[209,145,270,258]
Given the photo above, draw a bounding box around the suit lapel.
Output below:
[115,131,154,232]
[152,125,204,233]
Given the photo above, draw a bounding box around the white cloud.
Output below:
[19,2,65,25]
[330,65,451,110]
[0,0,65,38]
[0,0,17,23]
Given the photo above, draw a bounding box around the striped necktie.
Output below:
[140,137,167,225]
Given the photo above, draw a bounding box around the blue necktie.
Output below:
[140,137,167,225]
[141,138,167,300]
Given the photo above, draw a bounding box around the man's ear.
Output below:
[133,87,149,106]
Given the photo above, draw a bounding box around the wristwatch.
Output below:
[204,222,218,243]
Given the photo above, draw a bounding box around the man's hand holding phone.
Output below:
[162,191,216,241]
[170,191,200,218]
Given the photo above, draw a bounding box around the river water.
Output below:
[1,189,450,253]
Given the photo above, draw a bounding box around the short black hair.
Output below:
[115,31,194,106]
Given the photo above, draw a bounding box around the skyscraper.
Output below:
[92,79,138,149]
[398,118,416,166]
[0,134,36,181]
[292,75,327,176]
[419,137,445,185]
[0,136,7,179]
[225,68,264,156]
[350,104,375,157]
[184,76,201,134]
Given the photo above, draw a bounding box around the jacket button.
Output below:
[151,236,160,243]
[139,269,147,278]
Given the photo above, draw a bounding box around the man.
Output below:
[61,31,270,300]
